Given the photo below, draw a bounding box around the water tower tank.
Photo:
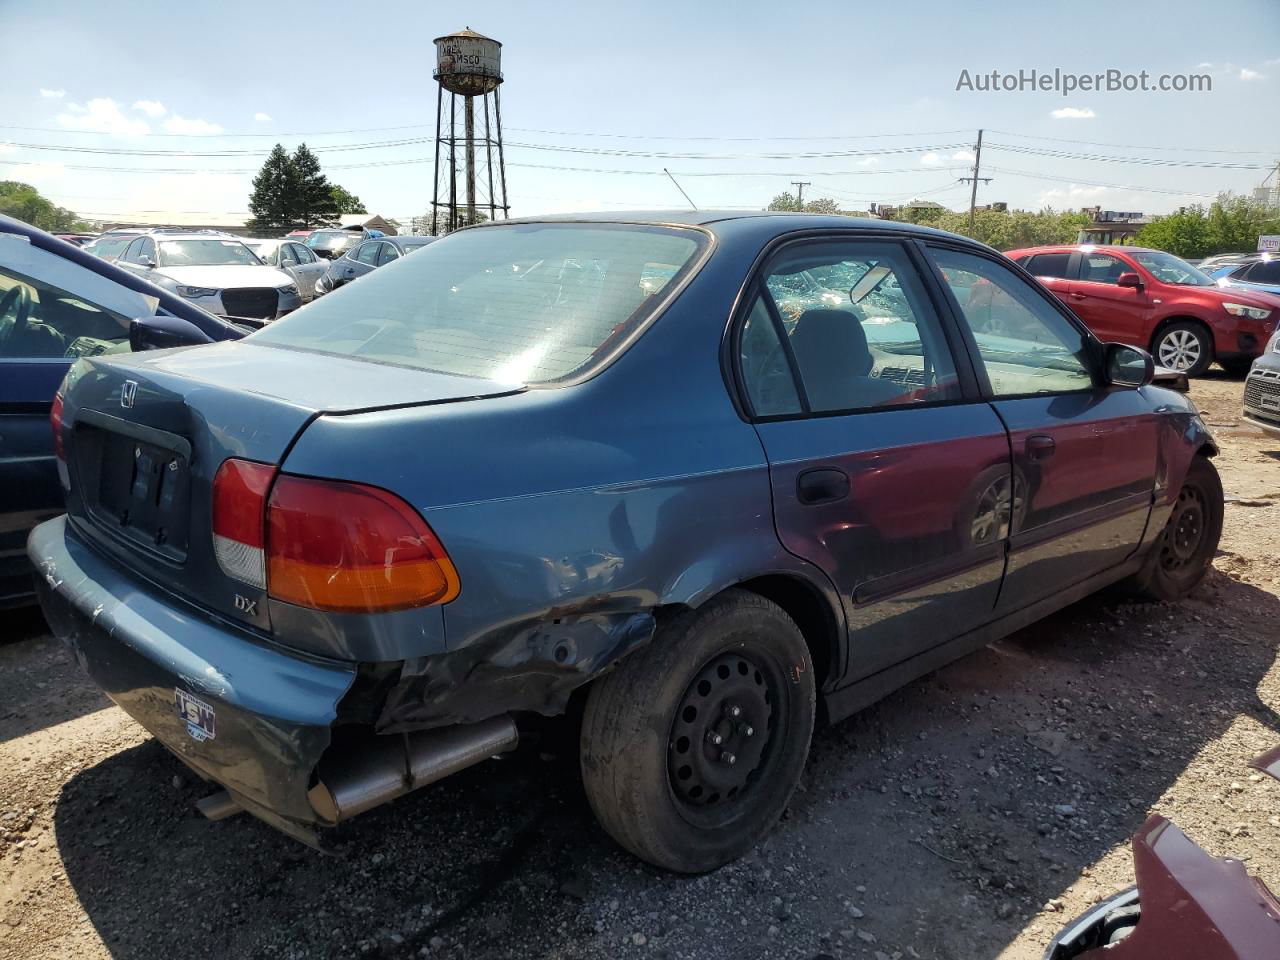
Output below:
[434,28,502,97]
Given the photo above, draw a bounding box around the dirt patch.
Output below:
[2,372,1277,960]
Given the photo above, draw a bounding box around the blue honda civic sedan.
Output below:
[29,213,1221,871]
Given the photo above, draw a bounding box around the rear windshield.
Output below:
[250,223,707,383]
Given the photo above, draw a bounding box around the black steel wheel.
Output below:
[1122,455,1223,602]
[581,589,815,872]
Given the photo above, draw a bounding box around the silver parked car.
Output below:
[115,232,301,321]
[243,239,328,302]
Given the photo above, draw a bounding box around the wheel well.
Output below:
[734,574,839,692]
[1149,316,1213,353]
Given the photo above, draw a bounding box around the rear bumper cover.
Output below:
[29,515,355,827]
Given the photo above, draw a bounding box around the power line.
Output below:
[985,142,1269,170]
[988,129,1279,156]
[982,165,1221,199]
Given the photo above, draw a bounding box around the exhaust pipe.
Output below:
[307,715,518,824]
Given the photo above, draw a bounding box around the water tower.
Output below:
[431,28,509,234]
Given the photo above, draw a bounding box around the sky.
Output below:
[1,0,1277,227]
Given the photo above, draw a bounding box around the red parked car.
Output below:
[1007,245,1278,376]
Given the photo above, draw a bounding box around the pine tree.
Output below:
[292,144,339,229]
[247,144,296,232]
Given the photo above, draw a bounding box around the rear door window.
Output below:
[743,240,962,415]
[250,223,707,384]
[377,243,401,266]
[1023,252,1072,279]
[356,243,381,265]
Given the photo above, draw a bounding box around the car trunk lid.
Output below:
[59,341,521,635]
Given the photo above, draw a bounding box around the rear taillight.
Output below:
[212,459,460,613]
[50,393,66,462]
[265,475,459,613]
[211,459,276,589]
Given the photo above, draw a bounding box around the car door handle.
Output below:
[797,467,850,505]
[1026,435,1056,460]
[1069,292,1087,300]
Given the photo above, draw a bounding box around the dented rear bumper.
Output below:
[30,515,356,836]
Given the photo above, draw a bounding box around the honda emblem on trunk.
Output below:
[121,380,138,408]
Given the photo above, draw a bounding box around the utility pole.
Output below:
[959,129,991,231]
[791,180,811,208]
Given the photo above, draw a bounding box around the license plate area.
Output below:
[75,411,192,562]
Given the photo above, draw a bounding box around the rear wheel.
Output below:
[1152,322,1213,377]
[1122,456,1223,601]
[580,590,815,873]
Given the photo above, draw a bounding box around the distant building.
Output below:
[1077,207,1150,245]
[871,199,949,220]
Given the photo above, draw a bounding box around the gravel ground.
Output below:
[2,371,1278,960]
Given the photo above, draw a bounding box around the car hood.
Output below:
[156,264,295,289]
[1201,284,1280,309]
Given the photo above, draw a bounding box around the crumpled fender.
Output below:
[375,607,655,733]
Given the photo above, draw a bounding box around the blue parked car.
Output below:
[29,213,1221,871]
[1215,255,1280,300]
[0,214,244,608]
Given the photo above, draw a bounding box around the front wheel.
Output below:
[1122,456,1223,602]
[1152,322,1213,377]
[580,590,815,873]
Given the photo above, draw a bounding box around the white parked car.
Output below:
[243,239,328,302]
[115,232,301,321]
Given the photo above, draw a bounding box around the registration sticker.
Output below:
[175,688,216,742]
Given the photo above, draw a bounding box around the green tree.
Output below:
[246,144,297,232]
[766,192,842,214]
[291,143,339,228]
[1135,197,1280,259]
[330,184,366,215]
[0,181,86,232]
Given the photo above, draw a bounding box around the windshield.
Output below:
[86,236,135,259]
[306,232,359,249]
[250,223,707,383]
[157,239,263,267]
[1129,250,1214,286]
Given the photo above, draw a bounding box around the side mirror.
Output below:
[1104,342,1154,388]
[138,256,156,269]
[1116,272,1143,289]
[129,314,215,352]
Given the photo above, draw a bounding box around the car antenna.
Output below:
[663,168,698,212]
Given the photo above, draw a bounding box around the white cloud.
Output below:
[1240,67,1266,82]
[132,99,167,118]
[162,115,224,135]
[1051,107,1096,119]
[920,150,974,168]
[39,88,65,99]
[55,98,150,136]
[253,112,272,123]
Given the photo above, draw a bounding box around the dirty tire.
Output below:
[1151,321,1213,377]
[580,589,815,873]
[1123,455,1223,602]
